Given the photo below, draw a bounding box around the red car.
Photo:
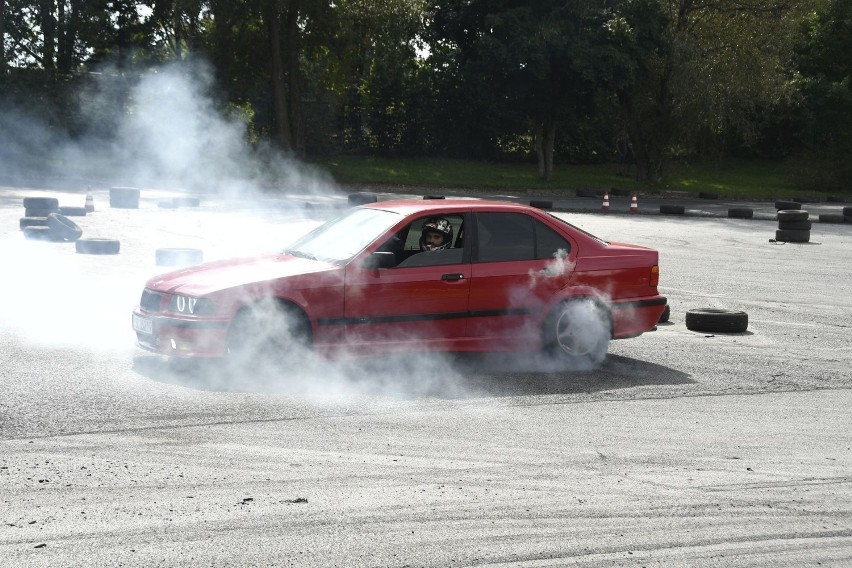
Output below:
[132,199,666,367]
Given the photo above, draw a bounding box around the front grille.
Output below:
[140,289,164,313]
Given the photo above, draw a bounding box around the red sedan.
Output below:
[132,199,666,367]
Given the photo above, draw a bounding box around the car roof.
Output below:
[362,198,543,216]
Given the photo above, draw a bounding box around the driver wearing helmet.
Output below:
[419,217,454,251]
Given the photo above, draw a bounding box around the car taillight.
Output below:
[650,265,659,287]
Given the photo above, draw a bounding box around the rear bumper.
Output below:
[610,296,667,339]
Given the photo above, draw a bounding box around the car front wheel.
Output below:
[226,299,312,373]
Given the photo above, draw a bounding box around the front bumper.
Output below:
[132,309,231,358]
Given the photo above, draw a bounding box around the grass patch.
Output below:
[317,155,834,200]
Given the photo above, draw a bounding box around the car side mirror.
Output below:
[362,251,396,269]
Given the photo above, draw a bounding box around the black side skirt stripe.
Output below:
[610,297,667,310]
[318,307,536,327]
[318,298,665,327]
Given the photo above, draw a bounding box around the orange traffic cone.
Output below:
[85,187,95,213]
[601,192,610,211]
[629,193,638,213]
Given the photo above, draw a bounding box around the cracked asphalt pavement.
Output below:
[1,184,851,567]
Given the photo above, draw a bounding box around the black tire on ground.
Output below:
[529,199,553,210]
[155,247,204,267]
[75,238,121,254]
[23,197,59,209]
[423,195,445,200]
[109,187,140,209]
[774,200,801,210]
[826,196,844,203]
[58,206,87,216]
[699,192,719,200]
[226,299,312,371]
[777,220,812,231]
[172,197,201,207]
[818,214,846,224]
[610,188,631,196]
[775,229,810,243]
[843,206,852,216]
[542,299,611,367]
[22,226,58,241]
[685,308,748,333]
[793,197,816,204]
[25,207,59,218]
[658,304,670,323]
[777,210,809,222]
[660,204,685,215]
[19,217,49,230]
[575,189,599,198]
[727,207,754,219]
[846,217,852,224]
[158,200,177,208]
[47,213,83,241]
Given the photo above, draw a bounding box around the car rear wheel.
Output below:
[226,299,312,372]
[543,299,611,367]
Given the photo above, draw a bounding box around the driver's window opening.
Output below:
[403,216,464,250]
[380,214,465,268]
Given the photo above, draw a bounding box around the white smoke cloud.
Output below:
[0,235,145,353]
[0,60,618,400]
[1,59,338,202]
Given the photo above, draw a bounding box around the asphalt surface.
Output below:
[1,183,851,567]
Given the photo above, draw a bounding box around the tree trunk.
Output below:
[619,85,669,184]
[543,120,556,181]
[267,0,293,152]
[535,123,545,179]
[0,0,5,80]
[40,0,56,75]
[534,119,557,181]
[285,0,303,155]
[174,8,184,60]
[56,0,75,73]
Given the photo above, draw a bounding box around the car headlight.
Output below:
[168,295,215,315]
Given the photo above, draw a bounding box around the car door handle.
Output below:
[441,273,465,282]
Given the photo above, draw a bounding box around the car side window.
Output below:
[475,212,535,262]
[535,219,572,259]
[475,213,571,263]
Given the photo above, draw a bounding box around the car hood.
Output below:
[145,253,340,296]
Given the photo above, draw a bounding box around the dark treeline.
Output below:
[1,0,850,189]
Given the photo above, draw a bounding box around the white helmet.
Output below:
[419,217,453,251]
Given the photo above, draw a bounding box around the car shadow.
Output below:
[133,351,693,400]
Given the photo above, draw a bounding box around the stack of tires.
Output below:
[19,198,83,242]
[776,209,810,243]
[820,206,852,224]
[110,186,141,209]
[20,197,59,238]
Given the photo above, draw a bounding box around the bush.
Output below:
[785,150,852,193]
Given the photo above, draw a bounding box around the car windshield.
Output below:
[284,207,402,264]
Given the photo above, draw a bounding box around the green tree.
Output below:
[609,0,807,182]
[790,0,852,190]
[428,0,607,180]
